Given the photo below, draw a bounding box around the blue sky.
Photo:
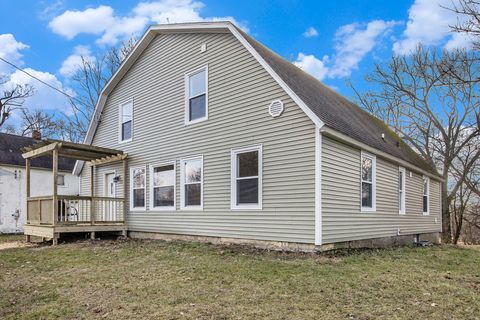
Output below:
[0,0,472,128]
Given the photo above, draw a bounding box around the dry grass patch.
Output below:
[0,235,479,319]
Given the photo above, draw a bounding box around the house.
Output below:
[30,21,442,250]
[0,132,79,234]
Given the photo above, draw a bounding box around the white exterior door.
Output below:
[104,173,116,221]
[105,173,116,198]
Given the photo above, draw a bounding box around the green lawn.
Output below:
[0,235,479,319]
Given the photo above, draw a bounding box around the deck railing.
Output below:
[26,195,125,226]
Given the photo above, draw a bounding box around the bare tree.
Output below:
[447,0,480,50]
[0,76,34,128]
[351,46,480,243]
[67,38,137,140]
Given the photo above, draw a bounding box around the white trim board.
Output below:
[314,127,322,246]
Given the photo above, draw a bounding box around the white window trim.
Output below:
[130,166,146,211]
[184,65,208,125]
[180,156,204,211]
[422,175,430,215]
[149,162,176,211]
[399,167,406,215]
[103,170,116,197]
[231,145,263,210]
[118,99,134,143]
[360,151,376,212]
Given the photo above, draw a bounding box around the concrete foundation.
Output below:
[129,231,441,252]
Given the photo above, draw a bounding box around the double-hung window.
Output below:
[399,167,406,214]
[422,176,429,215]
[130,167,146,210]
[180,157,203,210]
[150,163,175,209]
[119,100,133,142]
[231,146,262,210]
[361,152,376,211]
[185,66,208,124]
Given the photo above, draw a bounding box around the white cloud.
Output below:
[0,34,29,74]
[393,0,472,54]
[303,27,318,38]
[3,68,74,113]
[295,20,397,81]
[49,0,248,46]
[59,45,94,77]
[329,20,398,78]
[294,53,329,80]
[48,5,115,40]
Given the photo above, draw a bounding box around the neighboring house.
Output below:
[0,133,79,234]
[74,22,443,250]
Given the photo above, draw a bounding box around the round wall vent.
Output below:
[268,100,284,118]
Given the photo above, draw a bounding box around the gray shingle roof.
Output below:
[237,28,439,176]
[0,133,75,171]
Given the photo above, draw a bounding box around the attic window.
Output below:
[269,100,284,118]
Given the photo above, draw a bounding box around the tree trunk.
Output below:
[441,179,452,243]
[453,213,463,244]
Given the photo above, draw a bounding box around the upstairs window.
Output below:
[361,152,376,211]
[423,176,429,215]
[130,167,145,210]
[185,66,208,124]
[180,157,203,210]
[399,167,406,214]
[151,163,175,209]
[231,146,262,210]
[120,101,133,142]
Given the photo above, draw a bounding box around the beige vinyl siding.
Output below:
[79,32,316,243]
[322,136,441,244]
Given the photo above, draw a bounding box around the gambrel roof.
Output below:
[74,21,439,178]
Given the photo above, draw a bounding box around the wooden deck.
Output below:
[24,195,127,244]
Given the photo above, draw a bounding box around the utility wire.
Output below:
[0,56,85,106]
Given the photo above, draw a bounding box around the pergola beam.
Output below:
[90,154,128,166]
[22,142,60,159]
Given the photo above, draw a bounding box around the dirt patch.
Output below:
[0,241,36,251]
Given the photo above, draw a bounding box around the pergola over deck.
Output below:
[22,140,128,245]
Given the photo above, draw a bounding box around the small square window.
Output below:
[57,174,65,186]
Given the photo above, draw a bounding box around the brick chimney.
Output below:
[32,130,41,140]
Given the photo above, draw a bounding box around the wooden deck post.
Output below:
[122,159,127,224]
[52,148,58,227]
[25,158,31,233]
[90,164,95,225]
